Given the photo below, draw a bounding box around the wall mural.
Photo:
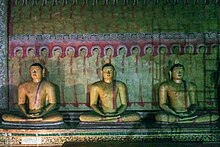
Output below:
[8,33,220,111]
[10,1,220,35]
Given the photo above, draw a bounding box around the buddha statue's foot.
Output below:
[192,114,219,123]
[2,113,63,123]
[80,112,141,122]
[155,112,219,123]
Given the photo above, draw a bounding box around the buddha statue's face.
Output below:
[102,66,114,80]
[28,48,35,57]
[145,47,153,54]
[172,67,184,80]
[15,50,23,57]
[30,66,43,81]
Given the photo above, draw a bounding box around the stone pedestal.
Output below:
[0,112,220,146]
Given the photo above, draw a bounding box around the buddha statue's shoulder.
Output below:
[115,80,126,87]
[41,80,55,88]
[159,80,172,88]
[184,80,197,89]
[90,81,104,87]
[18,80,33,88]
[19,80,54,89]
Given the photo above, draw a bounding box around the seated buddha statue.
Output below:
[80,63,141,122]
[2,63,63,123]
[155,63,219,123]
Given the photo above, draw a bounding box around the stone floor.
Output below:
[62,142,220,147]
[0,111,220,146]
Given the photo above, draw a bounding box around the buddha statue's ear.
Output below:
[42,68,45,77]
[169,70,172,80]
[100,70,103,79]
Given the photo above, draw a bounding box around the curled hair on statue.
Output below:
[170,63,184,72]
[30,63,43,69]
[102,63,115,71]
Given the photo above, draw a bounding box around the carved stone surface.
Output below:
[0,111,219,145]
[0,0,7,109]
[0,126,220,145]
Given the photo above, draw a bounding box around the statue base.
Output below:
[1,112,64,124]
[0,111,219,146]
[1,121,64,127]
[78,121,143,129]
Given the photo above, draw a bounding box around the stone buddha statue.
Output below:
[80,63,141,122]
[2,63,63,123]
[155,63,219,123]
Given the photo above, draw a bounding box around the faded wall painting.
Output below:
[8,33,220,111]
[6,1,220,112]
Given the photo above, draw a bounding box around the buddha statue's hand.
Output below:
[27,113,41,118]
[36,109,46,118]
[186,110,195,116]
[187,104,197,116]
[25,113,35,118]
[177,112,190,118]
[105,112,117,117]
[27,109,46,118]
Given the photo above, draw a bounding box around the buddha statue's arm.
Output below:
[187,83,197,115]
[39,103,56,117]
[159,84,179,117]
[18,84,31,118]
[115,83,127,116]
[90,85,106,116]
[38,84,57,117]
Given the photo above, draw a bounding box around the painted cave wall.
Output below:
[7,0,220,111]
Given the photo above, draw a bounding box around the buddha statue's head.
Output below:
[29,63,45,82]
[102,63,115,82]
[169,63,185,81]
